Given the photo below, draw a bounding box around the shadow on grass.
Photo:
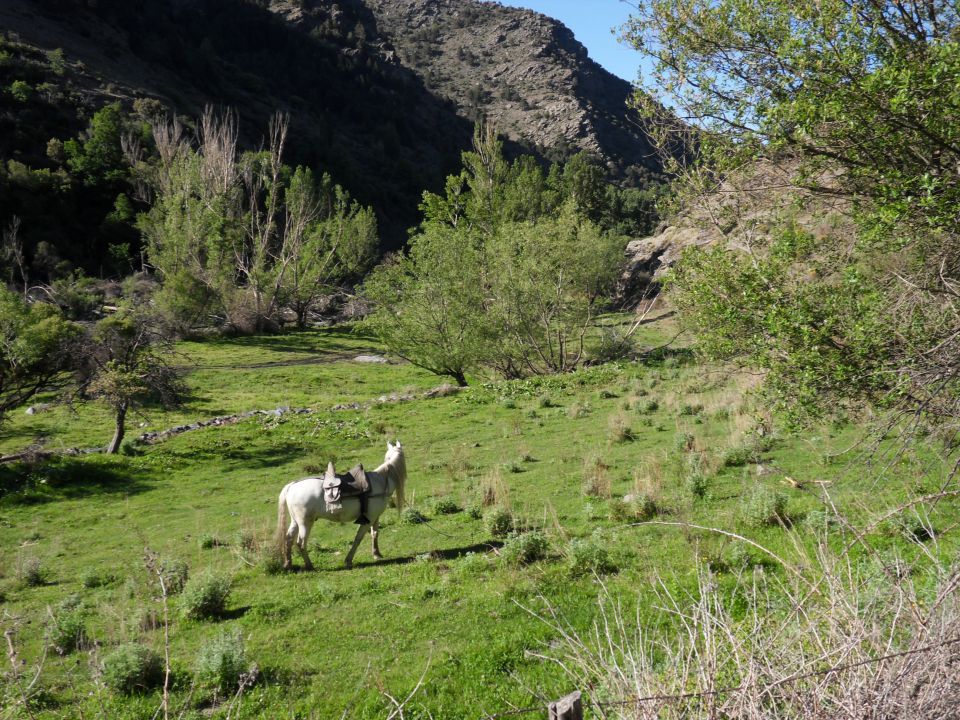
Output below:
[329,541,504,571]
[0,456,154,507]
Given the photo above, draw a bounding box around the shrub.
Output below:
[722,445,756,467]
[161,558,189,595]
[741,485,788,526]
[501,531,549,566]
[465,503,484,520]
[180,572,231,620]
[567,400,591,418]
[567,537,618,576]
[638,398,659,414]
[259,549,285,576]
[47,601,86,654]
[196,630,249,694]
[432,498,460,515]
[485,508,515,538]
[598,389,619,399]
[18,556,46,587]
[80,568,117,590]
[400,507,428,525]
[199,533,220,550]
[538,394,558,408]
[102,644,163,694]
[685,454,709,499]
[608,413,635,443]
[582,456,611,498]
[674,432,696,453]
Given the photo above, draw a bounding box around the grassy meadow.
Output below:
[1,318,957,718]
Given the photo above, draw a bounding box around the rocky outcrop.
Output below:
[364,0,663,182]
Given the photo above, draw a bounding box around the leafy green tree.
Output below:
[625,0,960,424]
[0,288,79,424]
[363,225,488,386]
[64,103,130,188]
[83,309,184,453]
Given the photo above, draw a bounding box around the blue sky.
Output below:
[497,0,645,83]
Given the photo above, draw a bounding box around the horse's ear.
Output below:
[386,441,394,450]
[394,439,402,449]
[325,461,335,479]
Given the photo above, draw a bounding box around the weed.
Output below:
[582,456,611,498]
[674,432,696,453]
[501,532,549,566]
[102,644,163,694]
[432,497,460,515]
[567,400,592,418]
[598,389,618,399]
[608,412,635,443]
[722,445,757,467]
[679,403,704,416]
[198,533,220,549]
[161,558,189,595]
[485,508,515,538]
[17,555,46,587]
[477,467,510,508]
[401,507,428,525]
[180,572,231,620]
[465,503,484,520]
[567,536,618,576]
[685,453,709,500]
[538,394,558,408]
[196,630,250,694]
[47,600,86,655]
[80,568,115,589]
[741,485,788,526]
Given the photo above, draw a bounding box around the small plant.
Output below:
[235,529,257,552]
[102,644,163,694]
[804,508,840,531]
[722,445,756,467]
[80,568,115,589]
[503,461,524,474]
[199,533,220,550]
[567,400,592,419]
[501,531,549,566]
[582,456,611,498]
[259,548,285,576]
[741,485,788,526]
[465,503,484,520]
[47,600,86,655]
[432,497,460,515]
[685,453,709,499]
[637,398,659,414]
[725,541,753,570]
[674,432,696,453]
[17,556,46,587]
[538,394,558,408]
[679,403,704,416]
[502,398,517,409]
[567,536,618,576]
[598,389,618,399]
[484,508,515,538]
[161,558,189,595]
[477,467,509,508]
[401,507,428,525]
[180,572,231,620]
[196,630,250,694]
[608,412,635,443]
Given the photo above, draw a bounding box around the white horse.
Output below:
[275,441,407,570]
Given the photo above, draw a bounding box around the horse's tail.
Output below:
[275,483,291,554]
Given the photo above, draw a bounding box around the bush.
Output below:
[501,531,549,566]
[741,485,788,526]
[685,454,709,499]
[102,644,163,694]
[582,456,611,498]
[18,556,46,587]
[638,399,659,414]
[432,498,460,515]
[674,432,695,453]
[161,558,189,595]
[608,413,635,443]
[196,630,249,694]
[567,537,618,576]
[400,507,428,525]
[722,445,756,467]
[180,572,231,620]
[199,533,219,550]
[47,601,86,654]
[485,508,515,538]
[465,503,484,520]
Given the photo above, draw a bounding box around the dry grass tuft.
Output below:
[477,466,510,508]
[582,455,612,498]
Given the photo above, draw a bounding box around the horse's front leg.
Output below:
[371,520,382,560]
[344,523,370,569]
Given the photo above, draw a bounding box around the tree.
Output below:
[624,0,960,426]
[0,287,79,424]
[363,225,488,386]
[83,309,184,453]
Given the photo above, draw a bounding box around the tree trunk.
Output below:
[451,370,469,387]
[106,402,128,454]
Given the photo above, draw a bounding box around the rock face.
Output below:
[618,159,854,305]
[364,0,662,182]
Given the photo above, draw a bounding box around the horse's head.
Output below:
[385,440,403,462]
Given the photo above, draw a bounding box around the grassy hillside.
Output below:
[1,319,956,718]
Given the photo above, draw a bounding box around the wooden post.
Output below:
[548,691,583,720]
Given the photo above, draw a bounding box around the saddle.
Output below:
[322,464,371,525]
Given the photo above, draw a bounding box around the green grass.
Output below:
[0,319,956,718]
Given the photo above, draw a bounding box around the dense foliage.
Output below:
[626,0,960,427]
[363,127,623,385]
